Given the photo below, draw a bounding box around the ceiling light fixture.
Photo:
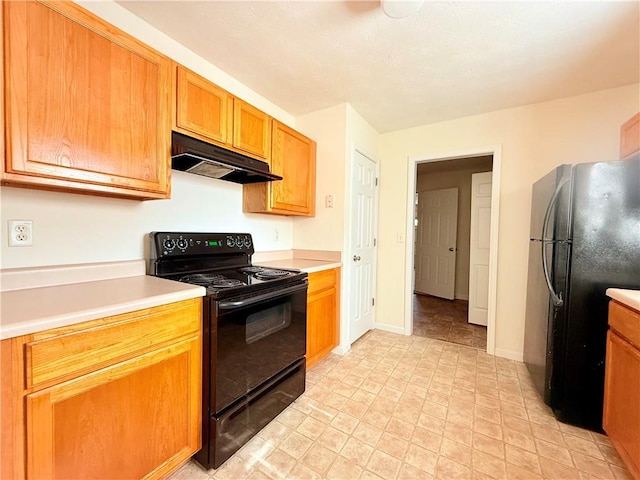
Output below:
[381,0,425,18]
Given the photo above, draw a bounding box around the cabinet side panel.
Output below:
[1,337,27,480]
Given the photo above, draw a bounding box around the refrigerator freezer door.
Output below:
[524,164,572,406]
[529,165,572,241]
[558,156,640,431]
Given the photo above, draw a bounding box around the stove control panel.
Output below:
[149,232,255,258]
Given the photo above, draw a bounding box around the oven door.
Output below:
[213,281,307,413]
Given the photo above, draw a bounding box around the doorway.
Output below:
[404,147,502,355]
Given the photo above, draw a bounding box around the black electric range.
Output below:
[147,232,308,470]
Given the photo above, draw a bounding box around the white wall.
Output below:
[294,103,380,352]
[0,173,293,269]
[345,105,380,161]
[377,83,639,360]
[293,103,379,252]
[1,0,299,270]
[294,104,348,251]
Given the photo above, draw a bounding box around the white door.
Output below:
[414,188,458,300]
[349,150,378,343]
[468,172,492,326]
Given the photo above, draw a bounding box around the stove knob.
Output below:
[244,236,252,248]
[176,238,188,250]
[236,236,243,248]
[226,236,235,248]
[162,238,176,251]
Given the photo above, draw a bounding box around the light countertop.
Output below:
[1,261,205,340]
[255,258,341,274]
[607,288,640,312]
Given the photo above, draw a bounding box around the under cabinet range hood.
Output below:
[171,131,282,184]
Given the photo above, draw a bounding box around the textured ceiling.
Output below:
[118,1,640,133]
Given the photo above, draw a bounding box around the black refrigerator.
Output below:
[524,155,640,432]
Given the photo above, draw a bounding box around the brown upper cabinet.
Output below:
[243,120,316,216]
[233,99,272,160]
[2,1,172,200]
[174,66,271,161]
[175,66,233,146]
[620,112,640,159]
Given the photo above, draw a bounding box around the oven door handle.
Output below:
[218,283,307,310]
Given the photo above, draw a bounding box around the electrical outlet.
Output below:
[9,220,33,247]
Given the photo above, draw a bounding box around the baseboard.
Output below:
[494,348,524,362]
[373,323,406,335]
[454,294,469,301]
[332,344,349,355]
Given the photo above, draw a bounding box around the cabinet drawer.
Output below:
[609,300,640,350]
[308,269,337,295]
[25,299,201,389]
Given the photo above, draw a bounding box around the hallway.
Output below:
[413,294,487,350]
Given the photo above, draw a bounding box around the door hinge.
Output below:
[375,177,379,186]
[373,238,377,247]
[372,298,375,306]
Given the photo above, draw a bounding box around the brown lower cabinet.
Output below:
[603,300,640,480]
[306,268,340,368]
[1,298,202,480]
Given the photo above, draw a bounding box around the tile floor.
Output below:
[413,294,487,350]
[170,330,631,480]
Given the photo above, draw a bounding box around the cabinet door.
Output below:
[271,121,316,215]
[307,283,337,369]
[603,330,640,479]
[233,99,271,159]
[26,338,201,480]
[175,66,233,145]
[3,1,171,199]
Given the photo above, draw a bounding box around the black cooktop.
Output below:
[169,266,304,297]
[148,232,307,299]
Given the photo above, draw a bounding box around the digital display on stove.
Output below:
[207,240,221,247]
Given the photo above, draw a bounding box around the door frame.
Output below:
[404,146,502,355]
[337,144,380,354]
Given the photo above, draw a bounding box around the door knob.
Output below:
[353,255,361,262]
[449,247,455,252]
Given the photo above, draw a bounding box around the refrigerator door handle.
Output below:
[542,241,563,307]
[541,178,568,307]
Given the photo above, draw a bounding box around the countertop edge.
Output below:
[254,259,342,274]
[0,279,205,340]
[1,259,146,292]
[301,262,342,273]
[606,288,640,312]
